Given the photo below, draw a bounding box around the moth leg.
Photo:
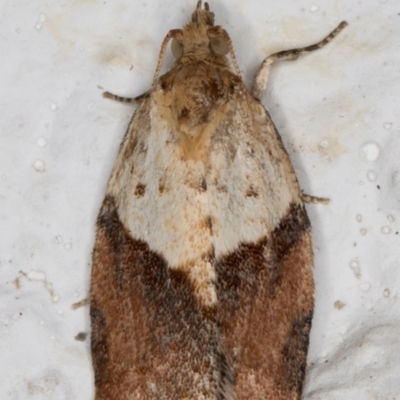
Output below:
[71,297,90,310]
[102,90,150,104]
[302,193,330,204]
[252,21,347,100]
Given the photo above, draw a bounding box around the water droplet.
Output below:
[387,214,395,223]
[50,103,58,111]
[64,243,72,250]
[383,289,390,298]
[383,122,392,130]
[35,22,42,31]
[58,309,63,315]
[360,142,381,162]
[40,13,47,22]
[319,140,328,148]
[27,270,46,281]
[52,294,60,303]
[360,282,371,291]
[360,228,367,235]
[356,214,362,222]
[32,159,45,172]
[349,259,361,279]
[367,170,377,182]
[54,235,63,244]
[36,137,47,147]
[310,4,319,12]
[381,226,392,234]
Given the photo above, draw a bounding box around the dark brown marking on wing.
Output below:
[90,304,109,390]
[281,310,313,394]
[96,195,121,240]
[215,237,270,316]
[205,215,213,230]
[245,185,259,198]
[216,184,228,193]
[134,182,146,197]
[272,203,311,261]
[179,106,190,121]
[200,176,207,191]
[158,183,166,194]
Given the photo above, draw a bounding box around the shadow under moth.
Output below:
[90,2,347,399]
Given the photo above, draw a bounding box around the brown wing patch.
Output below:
[90,304,109,390]
[215,203,314,400]
[91,195,235,399]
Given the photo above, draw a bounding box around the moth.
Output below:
[90,2,347,399]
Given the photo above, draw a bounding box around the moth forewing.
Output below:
[90,2,347,399]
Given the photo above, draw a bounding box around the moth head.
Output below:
[151,0,239,88]
[171,32,229,59]
[191,1,215,26]
[170,1,229,59]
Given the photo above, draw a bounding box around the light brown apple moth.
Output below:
[90,2,347,399]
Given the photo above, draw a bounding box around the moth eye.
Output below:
[171,38,183,58]
[210,35,229,55]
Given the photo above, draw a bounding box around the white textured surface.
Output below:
[1,0,399,399]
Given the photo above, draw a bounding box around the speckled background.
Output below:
[1,0,399,399]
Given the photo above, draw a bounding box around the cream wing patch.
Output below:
[108,94,218,306]
[108,88,302,265]
[206,92,302,258]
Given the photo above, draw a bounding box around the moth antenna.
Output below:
[196,0,202,9]
[252,21,347,99]
[152,29,183,91]
[204,2,210,11]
